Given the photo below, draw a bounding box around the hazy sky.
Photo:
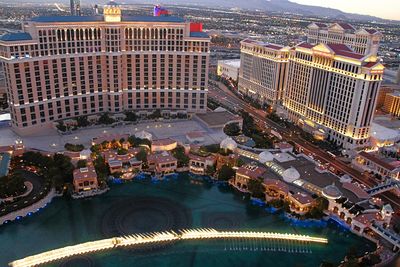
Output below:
[291,0,399,20]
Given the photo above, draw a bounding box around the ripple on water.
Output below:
[100,196,192,237]
[59,255,97,267]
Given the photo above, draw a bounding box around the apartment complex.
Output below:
[0,2,210,135]
[238,39,289,107]
[306,22,382,56]
[283,43,384,149]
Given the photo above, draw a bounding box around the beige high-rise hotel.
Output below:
[283,43,384,149]
[238,39,289,108]
[0,2,210,135]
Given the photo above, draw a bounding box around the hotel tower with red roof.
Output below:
[0,2,210,135]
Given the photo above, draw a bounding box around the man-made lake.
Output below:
[0,173,374,267]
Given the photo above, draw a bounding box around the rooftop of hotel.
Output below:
[29,15,185,23]
[241,38,286,51]
[308,22,380,35]
[0,32,32,42]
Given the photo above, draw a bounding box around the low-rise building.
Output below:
[217,59,240,81]
[353,151,400,180]
[288,192,314,214]
[263,178,289,201]
[151,138,178,153]
[234,164,267,191]
[148,152,178,176]
[73,167,99,193]
[186,131,205,143]
[189,154,216,175]
[102,148,141,174]
[216,153,239,170]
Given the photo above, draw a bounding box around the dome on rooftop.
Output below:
[282,167,300,183]
[259,151,274,163]
[220,137,237,151]
[322,184,342,200]
[135,130,152,141]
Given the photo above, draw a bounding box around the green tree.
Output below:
[135,148,148,163]
[90,144,102,154]
[56,121,67,132]
[64,143,84,152]
[93,156,109,183]
[53,154,74,184]
[124,111,137,122]
[98,113,115,125]
[76,116,89,127]
[224,123,241,136]
[247,178,265,199]
[77,160,87,168]
[0,172,26,198]
[117,148,128,155]
[172,146,189,167]
[205,165,216,176]
[200,144,220,154]
[217,165,235,181]
[148,109,161,119]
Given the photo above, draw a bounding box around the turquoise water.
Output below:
[0,174,374,267]
[0,152,11,177]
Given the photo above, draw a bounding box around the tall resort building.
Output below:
[282,42,384,149]
[238,39,289,108]
[306,22,382,56]
[0,1,210,135]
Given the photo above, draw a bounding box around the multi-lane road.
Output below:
[208,81,400,212]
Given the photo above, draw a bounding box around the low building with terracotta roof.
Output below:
[148,152,177,176]
[234,164,267,191]
[151,138,177,153]
[189,154,215,175]
[288,192,314,214]
[263,178,289,200]
[73,166,99,193]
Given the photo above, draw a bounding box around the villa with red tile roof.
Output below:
[73,167,99,193]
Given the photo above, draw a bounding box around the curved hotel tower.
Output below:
[0,2,210,135]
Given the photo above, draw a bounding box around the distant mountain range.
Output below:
[11,0,390,22]
[124,0,385,22]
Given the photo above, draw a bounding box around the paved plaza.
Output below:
[0,119,228,152]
